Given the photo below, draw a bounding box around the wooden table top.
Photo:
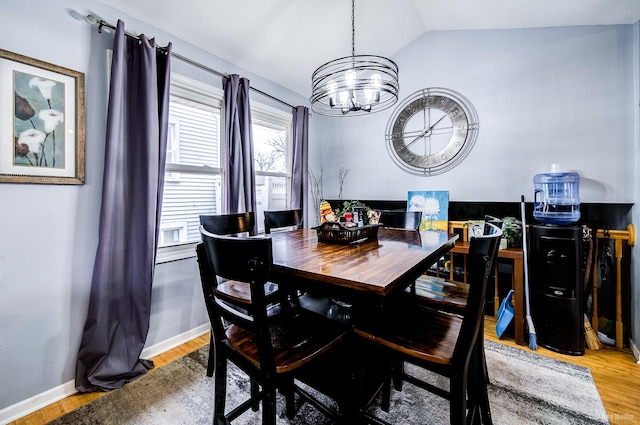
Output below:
[269,228,458,296]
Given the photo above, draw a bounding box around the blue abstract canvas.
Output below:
[407,190,449,231]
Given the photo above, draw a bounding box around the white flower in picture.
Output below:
[38,109,64,133]
[409,194,428,211]
[18,128,46,159]
[29,77,56,100]
[423,197,440,217]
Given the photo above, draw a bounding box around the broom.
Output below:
[581,232,602,350]
[520,195,537,350]
[584,313,603,350]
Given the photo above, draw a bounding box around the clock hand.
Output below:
[426,115,447,133]
[405,115,448,148]
[406,128,429,148]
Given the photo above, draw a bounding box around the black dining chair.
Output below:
[199,212,280,377]
[408,215,503,312]
[264,209,303,234]
[198,227,346,425]
[354,223,502,425]
[400,218,503,424]
[379,210,422,230]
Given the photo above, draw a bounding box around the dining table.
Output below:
[270,227,458,298]
[267,226,459,422]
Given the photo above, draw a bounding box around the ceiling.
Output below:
[95,0,640,98]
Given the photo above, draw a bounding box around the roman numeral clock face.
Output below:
[385,88,479,176]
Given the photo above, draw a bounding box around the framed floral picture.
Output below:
[0,49,85,184]
[407,190,449,232]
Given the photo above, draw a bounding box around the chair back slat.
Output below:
[201,228,272,284]
[200,212,256,236]
[483,214,503,231]
[379,211,422,230]
[482,216,503,273]
[264,209,303,234]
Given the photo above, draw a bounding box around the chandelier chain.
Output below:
[351,0,355,57]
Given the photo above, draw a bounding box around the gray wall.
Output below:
[311,26,636,203]
[0,0,305,415]
[0,0,638,418]
[309,24,639,351]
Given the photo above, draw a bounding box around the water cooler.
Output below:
[528,167,585,355]
[529,225,584,355]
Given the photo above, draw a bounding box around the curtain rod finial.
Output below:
[86,14,99,24]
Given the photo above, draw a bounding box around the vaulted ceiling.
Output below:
[95,0,640,98]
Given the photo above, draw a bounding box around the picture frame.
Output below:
[407,190,449,232]
[0,49,85,184]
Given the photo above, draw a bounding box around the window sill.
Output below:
[156,242,198,264]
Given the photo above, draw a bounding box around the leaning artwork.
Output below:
[407,190,449,232]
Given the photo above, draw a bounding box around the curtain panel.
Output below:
[223,74,257,235]
[291,106,309,220]
[75,20,171,392]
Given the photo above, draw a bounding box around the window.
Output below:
[165,117,181,181]
[156,75,292,263]
[252,105,293,234]
[156,75,223,263]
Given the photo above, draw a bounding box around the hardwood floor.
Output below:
[10,321,640,425]
[9,334,210,425]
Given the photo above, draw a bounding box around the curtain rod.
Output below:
[87,15,296,110]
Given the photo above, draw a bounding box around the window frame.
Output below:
[156,74,294,263]
[156,75,224,264]
[251,102,294,234]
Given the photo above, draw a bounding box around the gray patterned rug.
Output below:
[48,340,609,425]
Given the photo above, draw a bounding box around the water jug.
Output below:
[533,166,580,225]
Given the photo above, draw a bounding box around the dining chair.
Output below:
[198,227,346,425]
[264,209,303,234]
[408,215,503,312]
[379,210,422,230]
[401,218,503,424]
[199,212,279,377]
[354,223,502,425]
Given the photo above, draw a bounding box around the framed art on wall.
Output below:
[0,49,85,184]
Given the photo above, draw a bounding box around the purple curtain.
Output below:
[290,106,309,220]
[75,20,171,392]
[223,74,257,235]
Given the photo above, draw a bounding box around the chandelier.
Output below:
[310,0,399,117]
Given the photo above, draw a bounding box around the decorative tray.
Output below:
[314,222,382,245]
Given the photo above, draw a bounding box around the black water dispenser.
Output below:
[528,224,584,355]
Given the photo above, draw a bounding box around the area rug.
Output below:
[48,340,610,425]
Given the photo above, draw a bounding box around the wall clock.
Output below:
[385,87,479,176]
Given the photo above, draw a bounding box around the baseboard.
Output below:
[141,323,210,359]
[0,324,210,425]
[630,338,640,364]
[0,380,77,425]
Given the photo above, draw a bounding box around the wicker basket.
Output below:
[314,222,381,245]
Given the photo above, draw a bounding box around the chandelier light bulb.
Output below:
[364,88,375,104]
[370,73,381,88]
[345,70,357,86]
[339,90,349,106]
